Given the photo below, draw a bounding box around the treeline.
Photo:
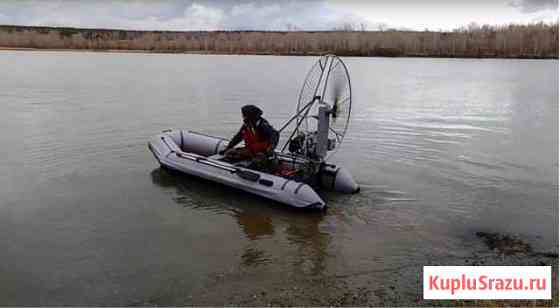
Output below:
[0,23,557,58]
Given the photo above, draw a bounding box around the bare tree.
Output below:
[0,22,557,58]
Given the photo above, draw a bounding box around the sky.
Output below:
[0,0,557,31]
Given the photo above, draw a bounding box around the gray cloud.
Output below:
[0,0,369,31]
[509,0,558,13]
[3,0,550,32]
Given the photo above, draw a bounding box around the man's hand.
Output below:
[220,148,233,156]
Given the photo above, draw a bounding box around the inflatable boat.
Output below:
[149,130,359,209]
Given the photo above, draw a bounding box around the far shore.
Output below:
[1,24,557,59]
[1,47,556,60]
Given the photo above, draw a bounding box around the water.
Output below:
[1,51,557,305]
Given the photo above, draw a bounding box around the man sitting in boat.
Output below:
[220,105,279,165]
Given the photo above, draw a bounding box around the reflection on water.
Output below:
[234,209,275,241]
[150,167,331,273]
[285,213,329,276]
[241,247,271,267]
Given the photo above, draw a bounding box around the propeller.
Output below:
[330,73,344,121]
[282,54,352,160]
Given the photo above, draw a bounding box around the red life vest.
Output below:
[241,124,272,155]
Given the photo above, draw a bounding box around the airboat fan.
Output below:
[280,55,352,161]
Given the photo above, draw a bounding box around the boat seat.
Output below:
[208,154,225,161]
[233,160,253,168]
[208,153,278,172]
[208,154,252,168]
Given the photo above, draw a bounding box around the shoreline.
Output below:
[2,24,557,59]
[134,234,558,306]
[0,47,557,60]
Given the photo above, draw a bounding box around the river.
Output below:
[1,51,557,305]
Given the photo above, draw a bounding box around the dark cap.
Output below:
[241,105,263,119]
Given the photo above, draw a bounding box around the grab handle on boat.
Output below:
[234,169,260,182]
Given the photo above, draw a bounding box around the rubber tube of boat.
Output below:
[178,131,227,156]
[319,164,360,194]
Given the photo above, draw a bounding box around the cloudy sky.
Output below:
[0,0,557,31]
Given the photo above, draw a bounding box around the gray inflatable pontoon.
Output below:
[148,130,359,209]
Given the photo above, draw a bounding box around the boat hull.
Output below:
[148,130,326,209]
